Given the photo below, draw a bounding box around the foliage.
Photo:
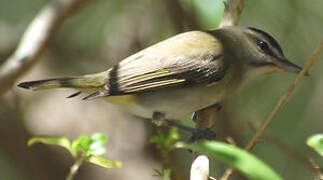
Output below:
[150,127,180,179]
[307,134,323,156]
[153,168,171,180]
[28,133,122,179]
[151,128,282,180]
[150,127,180,149]
[176,141,282,180]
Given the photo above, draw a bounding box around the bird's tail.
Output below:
[17,72,108,91]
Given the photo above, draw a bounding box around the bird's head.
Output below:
[215,27,306,80]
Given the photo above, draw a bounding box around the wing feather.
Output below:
[83,31,227,100]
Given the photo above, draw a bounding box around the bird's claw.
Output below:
[188,129,216,143]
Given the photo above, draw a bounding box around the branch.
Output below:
[0,0,94,94]
[309,159,323,180]
[66,154,86,180]
[192,1,245,179]
[247,121,321,174]
[219,0,244,27]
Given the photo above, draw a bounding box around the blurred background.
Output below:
[0,0,322,179]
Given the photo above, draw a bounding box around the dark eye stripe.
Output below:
[252,37,276,57]
[248,27,283,55]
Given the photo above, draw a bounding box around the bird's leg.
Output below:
[152,112,216,142]
[190,103,223,142]
[167,120,216,143]
[192,103,222,123]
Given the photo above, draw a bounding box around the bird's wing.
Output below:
[83,31,227,100]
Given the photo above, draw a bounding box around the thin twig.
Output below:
[0,0,93,94]
[222,41,323,179]
[221,168,234,180]
[66,154,87,180]
[219,0,244,27]
[225,137,237,146]
[248,121,319,174]
[309,159,323,180]
[220,137,236,180]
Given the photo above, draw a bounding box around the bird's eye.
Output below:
[257,40,269,52]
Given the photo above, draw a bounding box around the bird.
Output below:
[18,26,305,139]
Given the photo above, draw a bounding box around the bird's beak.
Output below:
[273,58,309,76]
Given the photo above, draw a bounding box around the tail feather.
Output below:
[66,91,82,98]
[17,72,108,91]
[82,89,109,100]
[18,78,76,90]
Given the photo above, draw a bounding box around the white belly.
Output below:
[111,85,229,120]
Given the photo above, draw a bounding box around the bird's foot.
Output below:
[152,112,216,143]
[187,128,216,143]
[165,120,216,143]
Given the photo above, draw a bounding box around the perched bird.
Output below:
[18,26,305,136]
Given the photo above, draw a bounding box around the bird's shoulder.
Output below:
[119,30,223,66]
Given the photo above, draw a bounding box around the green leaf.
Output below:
[149,127,179,147]
[28,133,109,158]
[87,156,122,168]
[72,135,91,152]
[153,168,171,180]
[88,146,107,156]
[149,131,166,144]
[89,133,107,156]
[176,141,282,180]
[28,136,75,156]
[72,133,108,156]
[91,133,107,144]
[307,134,323,156]
[165,127,180,146]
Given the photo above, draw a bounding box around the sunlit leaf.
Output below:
[91,133,107,144]
[89,133,107,156]
[307,134,323,156]
[71,133,108,156]
[166,127,180,146]
[88,155,122,168]
[88,146,107,156]
[72,135,91,152]
[28,136,75,156]
[176,141,282,180]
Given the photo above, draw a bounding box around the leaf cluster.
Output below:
[28,133,122,169]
